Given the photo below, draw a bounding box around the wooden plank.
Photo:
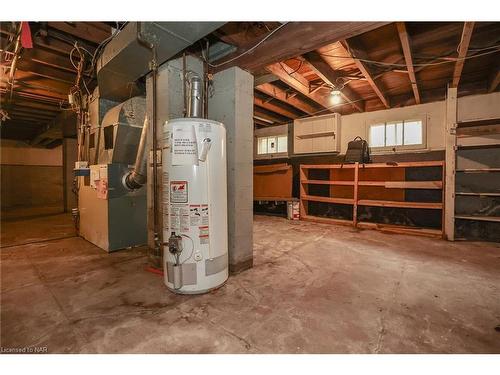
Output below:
[301,214,353,226]
[301,195,354,205]
[356,222,443,238]
[212,22,388,72]
[48,22,111,45]
[301,164,356,169]
[457,124,500,137]
[254,97,298,119]
[384,181,443,189]
[266,62,333,113]
[255,83,316,115]
[455,192,500,196]
[357,199,443,209]
[341,39,390,109]
[353,162,359,227]
[302,51,365,112]
[455,215,500,223]
[456,168,500,172]
[301,180,354,186]
[488,69,500,93]
[451,22,475,88]
[299,166,308,219]
[296,131,336,139]
[396,22,421,104]
[254,107,288,124]
[254,197,297,202]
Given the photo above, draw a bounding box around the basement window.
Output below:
[257,135,287,155]
[368,119,424,152]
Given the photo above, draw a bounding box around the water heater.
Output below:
[162,117,228,294]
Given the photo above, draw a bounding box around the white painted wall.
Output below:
[254,124,289,160]
[338,91,500,155]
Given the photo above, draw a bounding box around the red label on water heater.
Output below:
[170,181,188,203]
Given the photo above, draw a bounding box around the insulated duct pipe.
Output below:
[124,115,149,189]
[188,75,203,118]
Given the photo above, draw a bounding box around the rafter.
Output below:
[254,97,298,119]
[340,39,390,109]
[254,107,289,124]
[266,62,333,114]
[396,22,421,105]
[488,69,500,93]
[452,22,475,88]
[255,83,316,115]
[302,51,365,112]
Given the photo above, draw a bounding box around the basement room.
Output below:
[1,4,499,365]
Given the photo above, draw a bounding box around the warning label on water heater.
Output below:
[170,181,188,203]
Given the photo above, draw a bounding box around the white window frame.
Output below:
[255,134,288,159]
[367,117,427,153]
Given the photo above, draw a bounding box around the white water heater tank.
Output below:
[162,118,228,294]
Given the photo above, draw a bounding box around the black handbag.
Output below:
[344,136,370,164]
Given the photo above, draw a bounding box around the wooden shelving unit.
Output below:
[453,117,500,242]
[300,161,445,237]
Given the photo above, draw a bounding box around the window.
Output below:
[257,135,287,155]
[368,120,424,150]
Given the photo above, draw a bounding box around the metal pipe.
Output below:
[124,115,149,189]
[188,75,203,118]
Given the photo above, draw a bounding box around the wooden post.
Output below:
[353,162,359,227]
[299,165,308,219]
[444,87,458,240]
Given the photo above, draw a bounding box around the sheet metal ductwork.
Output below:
[97,22,226,101]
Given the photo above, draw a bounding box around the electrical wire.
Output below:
[207,22,289,68]
[319,44,500,69]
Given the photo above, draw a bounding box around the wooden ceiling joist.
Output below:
[254,106,289,124]
[266,62,333,114]
[396,22,421,104]
[255,83,316,115]
[213,22,389,72]
[452,22,475,88]
[340,39,390,109]
[302,51,365,112]
[487,68,500,93]
[47,22,111,45]
[254,98,298,119]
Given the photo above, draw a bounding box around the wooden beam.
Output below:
[266,62,333,113]
[488,69,500,93]
[341,39,390,108]
[452,22,475,88]
[212,22,388,72]
[47,22,111,45]
[254,97,298,119]
[255,83,316,115]
[302,51,365,112]
[396,22,421,104]
[254,107,289,124]
[254,73,279,86]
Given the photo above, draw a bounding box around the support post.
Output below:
[62,137,77,212]
[444,87,458,240]
[208,67,254,273]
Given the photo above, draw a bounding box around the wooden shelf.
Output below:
[300,162,445,238]
[301,164,356,169]
[358,181,442,189]
[301,195,354,205]
[301,180,354,186]
[301,214,353,226]
[296,131,336,139]
[456,118,500,128]
[456,144,500,150]
[357,222,443,237]
[455,215,500,223]
[455,192,500,197]
[254,197,297,202]
[456,168,500,173]
[357,199,443,210]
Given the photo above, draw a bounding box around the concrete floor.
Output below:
[1,212,499,353]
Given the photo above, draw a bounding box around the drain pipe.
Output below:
[123,115,149,189]
[137,23,162,260]
[188,75,203,118]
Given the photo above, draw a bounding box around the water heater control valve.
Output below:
[168,233,183,255]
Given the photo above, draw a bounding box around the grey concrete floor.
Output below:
[1,213,500,353]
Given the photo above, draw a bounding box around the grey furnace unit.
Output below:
[78,95,147,252]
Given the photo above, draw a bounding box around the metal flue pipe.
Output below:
[188,75,203,118]
[124,115,149,189]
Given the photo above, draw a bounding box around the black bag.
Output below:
[344,136,370,164]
